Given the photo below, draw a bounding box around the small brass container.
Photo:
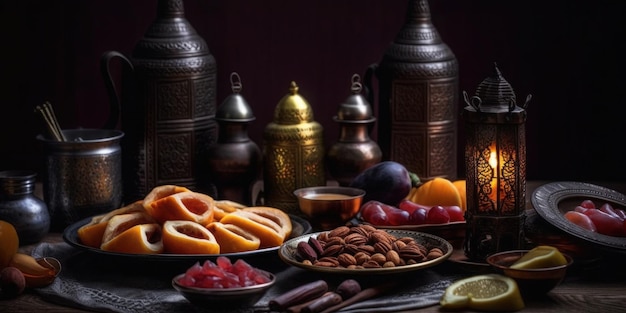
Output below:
[327,74,382,186]
[263,81,325,215]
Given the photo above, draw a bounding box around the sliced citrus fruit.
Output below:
[219,210,284,248]
[213,200,246,221]
[0,220,19,269]
[440,274,524,311]
[100,211,156,245]
[206,222,261,253]
[146,191,215,225]
[411,177,463,207]
[100,223,164,254]
[510,245,568,269]
[142,184,191,211]
[243,206,292,240]
[77,200,145,248]
[162,220,220,254]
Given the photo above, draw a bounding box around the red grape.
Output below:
[408,207,428,225]
[426,205,450,224]
[360,201,389,226]
[444,206,464,222]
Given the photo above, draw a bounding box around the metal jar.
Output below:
[37,129,124,230]
[263,81,325,215]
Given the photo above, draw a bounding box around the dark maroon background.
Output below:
[2,0,626,183]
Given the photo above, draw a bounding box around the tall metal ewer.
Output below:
[365,0,458,182]
[263,81,325,215]
[101,0,217,202]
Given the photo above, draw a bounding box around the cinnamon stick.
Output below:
[318,282,396,313]
[286,292,333,313]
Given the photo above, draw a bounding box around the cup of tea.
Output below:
[293,186,365,230]
[37,128,124,230]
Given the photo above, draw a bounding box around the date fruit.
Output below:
[0,266,25,298]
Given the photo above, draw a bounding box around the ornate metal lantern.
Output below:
[463,63,532,261]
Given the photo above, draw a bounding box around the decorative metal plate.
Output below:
[532,181,626,254]
[63,215,312,262]
[278,230,453,275]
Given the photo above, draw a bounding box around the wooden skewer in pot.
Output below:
[34,101,66,142]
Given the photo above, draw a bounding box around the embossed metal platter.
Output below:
[532,181,626,254]
[278,230,453,275]
[63,214,312,262]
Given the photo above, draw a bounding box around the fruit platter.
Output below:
[348,162,467,247]
[532,181,626,255]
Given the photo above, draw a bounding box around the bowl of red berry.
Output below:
[172,256,276,308]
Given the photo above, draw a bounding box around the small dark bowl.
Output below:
[486,250,573,297]
[172,271,276,308]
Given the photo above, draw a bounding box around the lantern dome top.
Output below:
[474,63,517,109]
[463,63,531,116]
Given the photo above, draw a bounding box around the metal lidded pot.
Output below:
[206,72,261,206]
[327,74,382,187]
[263,81,325,215]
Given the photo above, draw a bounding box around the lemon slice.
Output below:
[510,245,567,269]
[440,274,524,311]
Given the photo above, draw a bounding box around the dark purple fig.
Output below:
[349,161,417,206]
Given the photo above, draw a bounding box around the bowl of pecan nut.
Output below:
[278,224,453,275]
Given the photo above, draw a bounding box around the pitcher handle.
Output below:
[100,51,133,130]
[363,63,378,108]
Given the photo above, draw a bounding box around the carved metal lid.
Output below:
[216,72,255,122]
[272,81,315,125]
[335,74,376,123]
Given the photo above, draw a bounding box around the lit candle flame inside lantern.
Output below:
[489,145,500,203]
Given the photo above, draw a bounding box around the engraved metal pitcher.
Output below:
[365,0,459,182]
[100,0,217,202]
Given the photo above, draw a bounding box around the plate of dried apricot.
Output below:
[278,225,453,275]
[63,185,312,262]
[64,213,311,261]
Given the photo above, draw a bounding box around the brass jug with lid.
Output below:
[263,81,325,215]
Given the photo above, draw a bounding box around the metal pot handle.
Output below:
[100,51,134,130]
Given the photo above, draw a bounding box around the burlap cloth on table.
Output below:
[31,242,464,313]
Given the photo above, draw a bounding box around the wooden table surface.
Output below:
[2,181,626,312]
